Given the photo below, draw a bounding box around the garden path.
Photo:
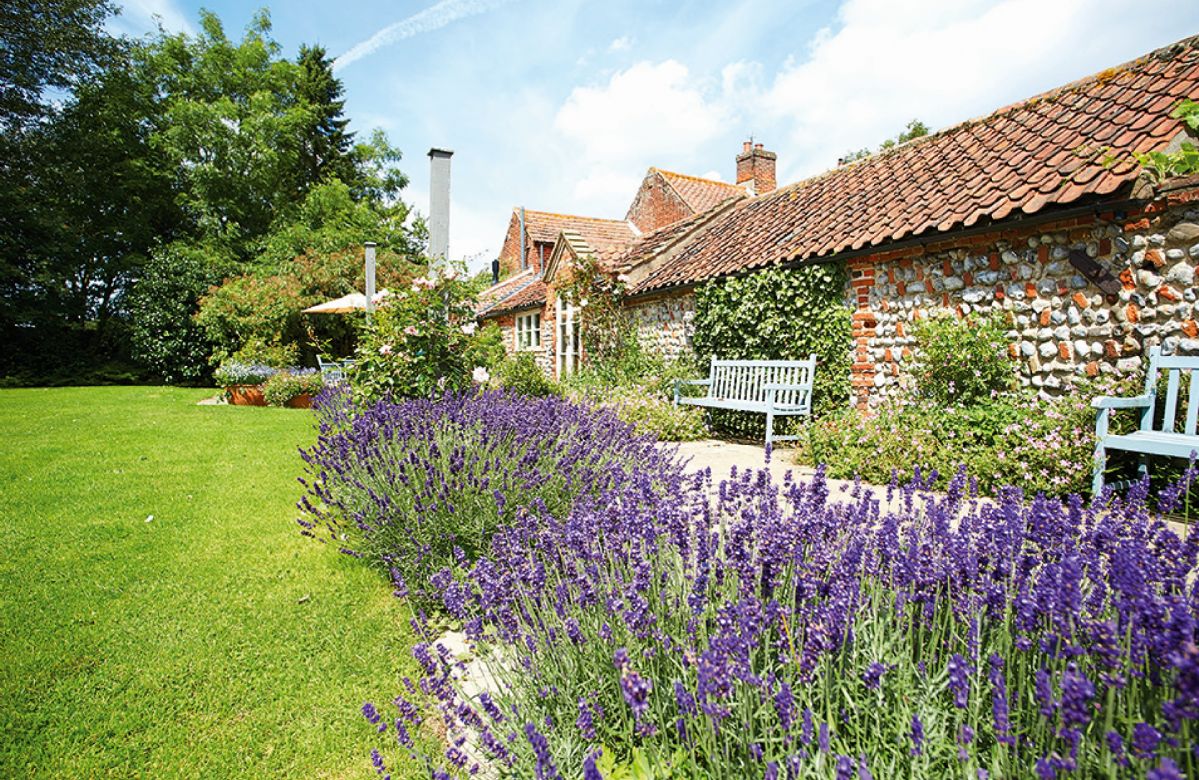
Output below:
[672,439,910,513]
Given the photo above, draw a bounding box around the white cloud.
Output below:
[698,170,724,182]
[760,0,1190,181]
[112,0,192,35]
[554,60,729,164]
[573,170,642,203]
[608,35,633,52]
[335,0,515,72]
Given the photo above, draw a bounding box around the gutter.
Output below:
[622,193,1146,303]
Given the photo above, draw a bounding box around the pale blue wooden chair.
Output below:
[1092,346,1199,494]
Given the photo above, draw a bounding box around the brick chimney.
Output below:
[735,141,777,194]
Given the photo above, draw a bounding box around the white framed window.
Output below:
[516,312,541,350]
[555,296,580,376]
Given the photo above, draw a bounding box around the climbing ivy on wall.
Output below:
[692,263,851,437]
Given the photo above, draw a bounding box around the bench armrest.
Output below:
[1091,394,1152,410]
[675,378,712,387]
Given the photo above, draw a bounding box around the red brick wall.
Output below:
[626,171,693,233]
[497,214,525,277]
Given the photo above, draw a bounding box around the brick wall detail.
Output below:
[850,200,1199,408]
[626,173,694,234]
[626,292,696,362]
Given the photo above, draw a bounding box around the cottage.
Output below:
[478,34,1199,407]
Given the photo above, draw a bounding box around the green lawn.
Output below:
[0,387,419,779]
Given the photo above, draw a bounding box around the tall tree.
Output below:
[295,44,355,189]
[0,0,116,130]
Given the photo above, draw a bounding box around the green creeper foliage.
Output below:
[692,264,851,436]
[1134,99,1199,182]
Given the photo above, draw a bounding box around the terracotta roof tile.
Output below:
[517,209,637,253]
[655,169,748,214]
[484,279,546,316]
[476,269,538,316]
[630,34,1199,296]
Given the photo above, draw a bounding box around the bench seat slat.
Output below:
[678,397,810,414]
[1103,431,1199,459]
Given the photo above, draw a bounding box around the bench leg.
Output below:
[1092,408,1109,497]
[1092,443,1105,497]
[1137,455,1150,485]
[765,412,775,448]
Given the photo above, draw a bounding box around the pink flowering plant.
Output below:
[350,263,501,401]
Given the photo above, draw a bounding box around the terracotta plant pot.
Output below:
[226,384,266,406]
[286,394,313,409]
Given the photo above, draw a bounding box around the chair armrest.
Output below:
[1091,394,1152,410]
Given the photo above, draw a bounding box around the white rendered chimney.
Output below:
[427,147,453,265]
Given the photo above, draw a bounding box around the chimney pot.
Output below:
[736,141,778,195]
[742,140,752,153]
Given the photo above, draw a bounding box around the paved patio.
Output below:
[670,439,914,511]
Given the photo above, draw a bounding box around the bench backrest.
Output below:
[708,356,816,409]
[1140,346,1199,435]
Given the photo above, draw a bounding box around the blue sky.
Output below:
[112,0,1199,271]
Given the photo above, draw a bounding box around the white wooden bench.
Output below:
[1092,346,1199,494]
[674,356,817,447]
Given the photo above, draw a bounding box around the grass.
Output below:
[0,386,421,779]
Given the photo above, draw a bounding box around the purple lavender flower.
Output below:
[1148,758,1184,780]
[370,748,388,779]
[773,681,794,730]
[988,655,1013,746]
[674,680,697,717]
[576,698,596,740]
[1059,664,1094,728]
[948,653,970,709]
[1133,722,1162,759]
[819,722,830,753]
[1035,667,1055,718]
[862,662,886,691]
[524,722,561,779]
[621,670,652,719]
[910,715,924,756]
[583,750,603,780]
[1106,731,1127,766]
[764,761,779,780]
[835,755,854,780]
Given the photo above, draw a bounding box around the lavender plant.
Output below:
[364,461,1199,778]
[297,386,690,604]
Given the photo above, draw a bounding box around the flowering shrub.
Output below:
[350,264,495,402]
[261,368,323,406]
[297,387,689,604]
[212,361,278,386]
[803,391,1099,496]
[492,352,559,397]
[910,311,1017,405]
[361,459,1199,779]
